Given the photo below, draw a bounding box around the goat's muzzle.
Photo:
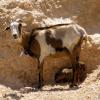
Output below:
[13,34,18,39]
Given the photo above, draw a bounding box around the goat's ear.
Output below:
[19,23,22,27]
[3,26,10,32]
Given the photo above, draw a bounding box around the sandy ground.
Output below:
[0,66,99,100]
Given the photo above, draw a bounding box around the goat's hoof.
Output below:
[32,87,39,92]
[37,84,44,90]
[32,85,42,91]
[69,84,79,89]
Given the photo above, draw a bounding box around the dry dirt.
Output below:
[0,66,100,100]
[0,0,100,100]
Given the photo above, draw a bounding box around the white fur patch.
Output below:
[10,21,19,36]
[62,25,81,52]
[38,30,46,36]
[35,31,56,63]
[49,29,56,38]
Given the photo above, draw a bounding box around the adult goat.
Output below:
[4,20,91,89]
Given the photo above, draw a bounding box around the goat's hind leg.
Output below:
[64,48,79,88]
[70,64,78,88]
[70,56,80,88]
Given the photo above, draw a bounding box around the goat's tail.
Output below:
[83,34,93,48]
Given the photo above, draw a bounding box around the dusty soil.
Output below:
[0,66,100,100]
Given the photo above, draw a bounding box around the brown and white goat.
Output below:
[4,20,91,89]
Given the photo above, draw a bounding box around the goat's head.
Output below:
[4,19,26,39]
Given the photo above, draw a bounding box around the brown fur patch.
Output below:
[45,30,63,51]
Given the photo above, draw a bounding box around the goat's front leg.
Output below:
[38,60,44,89]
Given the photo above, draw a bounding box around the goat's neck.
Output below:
[16,31,30,50]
